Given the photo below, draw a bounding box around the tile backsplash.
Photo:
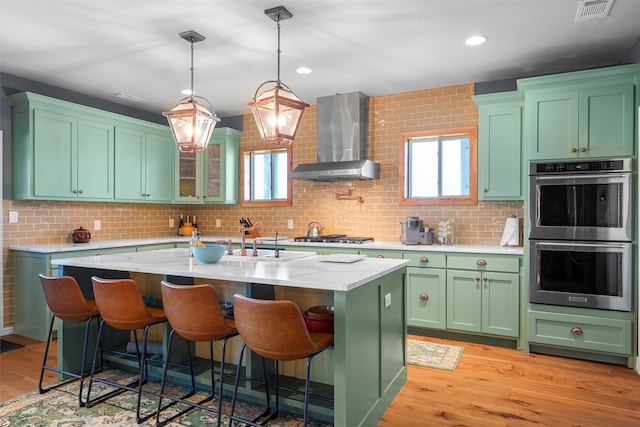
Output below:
[2,82,525,330]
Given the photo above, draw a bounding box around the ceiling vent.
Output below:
[575,0,614,22]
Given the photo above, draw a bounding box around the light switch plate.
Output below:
[9,211,18,223]
[287,219,294,229]
[169,218,175,228]
[384,293,392,308]
[94,220,101,231]
[216,219,221,228]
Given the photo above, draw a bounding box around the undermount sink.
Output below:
[225,249,315,262]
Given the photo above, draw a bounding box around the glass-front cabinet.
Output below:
[175,127,241,204]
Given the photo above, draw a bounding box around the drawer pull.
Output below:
[477,259,487,266]
[571,327,584,336]
[419,293,429,301]
[419,256,429,264]
[376,255,385,259]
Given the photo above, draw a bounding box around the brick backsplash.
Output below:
[2,83,525,330]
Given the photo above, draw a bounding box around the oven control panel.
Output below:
[530,159,630,174]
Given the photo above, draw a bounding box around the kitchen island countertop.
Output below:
[51,247,409,292]
[10,235,524,255]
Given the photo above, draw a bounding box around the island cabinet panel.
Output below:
[358,248,402,259]
[9,92,116,201]
[473,91,523,200]
[333,268,406,427]
[519,64,640,161]
[174,127,241,204]
[114,126,174,202]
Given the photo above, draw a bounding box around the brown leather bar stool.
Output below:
[86,276,167,424]
[155,281,240,426]
[38,274,102,406]
[229,294,334,427]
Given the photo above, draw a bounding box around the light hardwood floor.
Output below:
[1,334,639,426]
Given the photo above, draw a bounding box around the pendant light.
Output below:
[248,6,309,145]
[164,30,220,153]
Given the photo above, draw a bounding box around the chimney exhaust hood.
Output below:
[292,91,380,181]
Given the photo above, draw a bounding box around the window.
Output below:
[240,144,292,207]
[399,126,477,205]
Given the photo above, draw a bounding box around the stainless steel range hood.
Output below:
[293,92,380,181]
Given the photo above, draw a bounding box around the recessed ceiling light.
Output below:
[465,35,488,46]
[296,66,312,74]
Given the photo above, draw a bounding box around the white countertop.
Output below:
[9,235,524,256]
[51,248,410,292]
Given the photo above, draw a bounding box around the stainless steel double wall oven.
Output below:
[529,159,633,311]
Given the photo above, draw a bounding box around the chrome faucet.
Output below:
[274,231,280,258]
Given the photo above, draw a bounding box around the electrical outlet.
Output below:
[94,220,101,231]
[9,211,18,223]
[169,218,175,228]
[384,293,392,308]
[287,219,294,229]
[216,219,221,228]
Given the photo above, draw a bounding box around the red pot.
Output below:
[72,227,91,243]
[303,311,334,333]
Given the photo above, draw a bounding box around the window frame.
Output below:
[398,126,477,205]
[240,143,293,207]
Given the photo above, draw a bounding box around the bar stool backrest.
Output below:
[39,274,97,322]
[232,294,319,361]
[91,276,154,330]
[160,281,236,342]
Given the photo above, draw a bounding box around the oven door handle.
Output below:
[534,241,629,250]
[533,173,629,182]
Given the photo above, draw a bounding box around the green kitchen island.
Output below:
[52,248,409,427]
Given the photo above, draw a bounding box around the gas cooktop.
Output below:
[293,234,374,244]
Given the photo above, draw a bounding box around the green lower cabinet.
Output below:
[291,245,359,256]
[528,307,632,356]
[358,249,402,259]
[446,270,519,337]
[406,267,446,329]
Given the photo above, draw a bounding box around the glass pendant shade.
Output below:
[248,81,309,145]
[164,96,219,153]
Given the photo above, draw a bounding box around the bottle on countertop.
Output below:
[178,214,184,236]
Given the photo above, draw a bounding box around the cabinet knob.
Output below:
[475,277,480,282]
[419,257,429,264]
[78,190,83,194]
[419,293,429,301]
[483,188,488,193]
[477,259,487,266]
[571,148,577,153]
[580,147,587,153]
[376,255,385,259]
[72,189,78,194]
[571,327,583,336]
[482,277,488,282]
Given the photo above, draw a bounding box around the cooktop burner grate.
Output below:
[293,235,374,244]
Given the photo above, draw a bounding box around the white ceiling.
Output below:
[1,0,639,118]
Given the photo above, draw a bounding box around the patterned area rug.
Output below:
[0,369,331,426]
[406,339,464,371]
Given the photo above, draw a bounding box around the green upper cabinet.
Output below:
[519,64,640,161]
[473,91,523,200]
[115,126,174,202]
[174,127,240,204]
[10,93,115,201]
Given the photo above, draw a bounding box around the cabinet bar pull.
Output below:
[477,259,487,266]
[419,293,429,301]
[419,257,429,264]
[571,327,583,335]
